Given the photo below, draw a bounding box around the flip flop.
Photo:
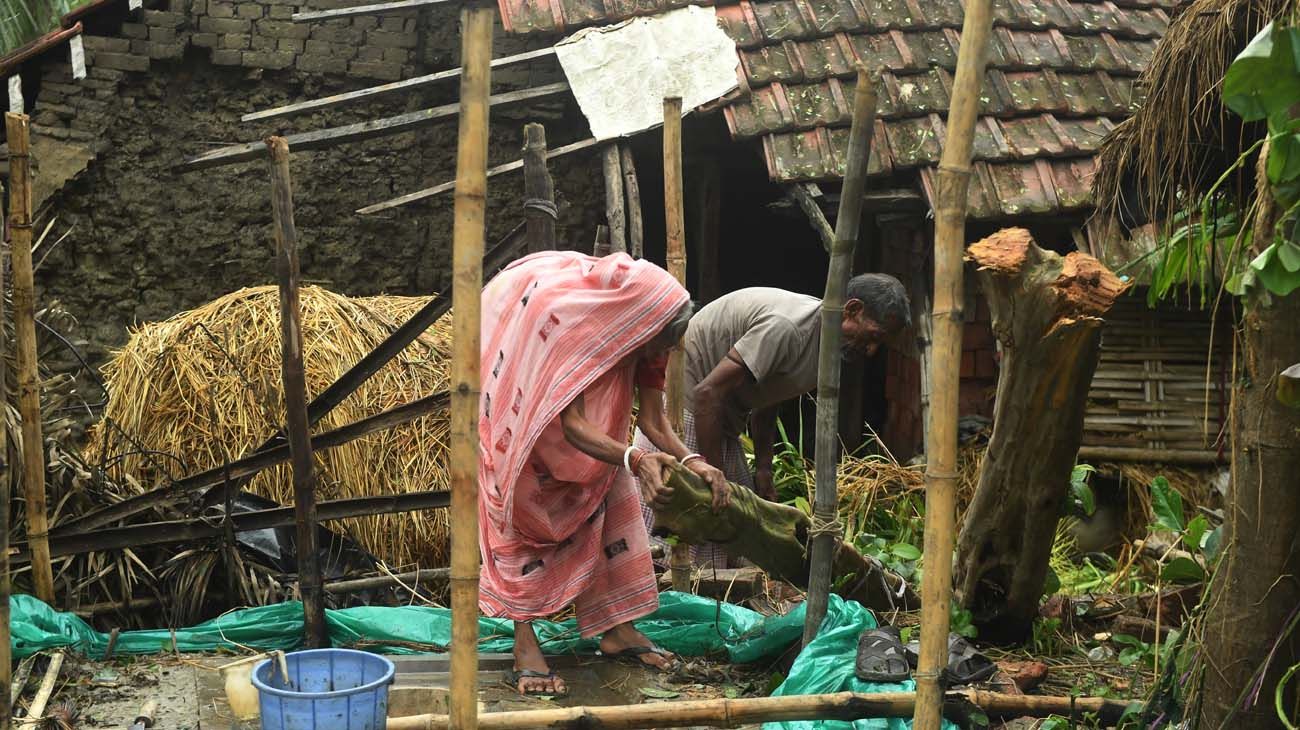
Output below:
[504,668,568,698]
[903,634,997,686]
[854,627,912,683]
[597,644,677,669]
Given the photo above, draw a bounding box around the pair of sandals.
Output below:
[855,626,996,685]
[505,644,676,698]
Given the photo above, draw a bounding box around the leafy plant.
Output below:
[1032,617,1068,656]
[1113,633,1157,668]
[1148,476,1223,584]
[950,603,978,640]
[1070,463,1098,517]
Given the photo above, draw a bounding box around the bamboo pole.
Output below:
[914,2,995,729]
[5,113,53,604]
[661,96,692,592]
[620,145,643,259]
[386,689,1131,730]
[0,201,10,730]
[521,123,555,254]
[602,145,627,253]
[803,64,879,647]
[265,136,327,648]
[449,7,493,730]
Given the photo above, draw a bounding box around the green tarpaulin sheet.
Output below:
[9,591,944,729]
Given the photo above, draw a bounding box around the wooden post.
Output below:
[914,2,994,729]
[265,136,327,648]
[5,113,54,604]
[661,96,692,592]
[802,65,878,646]
[602,145,627,253]
[0,211,10,730]
[620,145,643,259]
[694,159,722,303]
[449,7,492,730]
[521,123,555,254]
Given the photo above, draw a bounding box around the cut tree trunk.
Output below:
[657,466,919,612]
[1199,144,1300,730]
[954,228,1126,643]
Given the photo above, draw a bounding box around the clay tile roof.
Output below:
[496,0,1178,219]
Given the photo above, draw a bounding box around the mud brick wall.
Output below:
[18,0,605,391]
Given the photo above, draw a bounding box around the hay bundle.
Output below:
[86,285,453,568]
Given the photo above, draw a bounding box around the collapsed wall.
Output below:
[19,0,605,379]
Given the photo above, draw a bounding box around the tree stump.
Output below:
[657,466,919,612]
[953,228,1126,643]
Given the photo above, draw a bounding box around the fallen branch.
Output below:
[656,467,918,612]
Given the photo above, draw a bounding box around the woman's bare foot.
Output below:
[598,622,676,670]
[512,621,566,696]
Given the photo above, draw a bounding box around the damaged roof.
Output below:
[496,0,1177,219]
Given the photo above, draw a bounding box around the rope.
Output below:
[808,513,844,546]
[523,198,558,219]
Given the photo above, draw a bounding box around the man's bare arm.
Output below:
[692,348,751,470]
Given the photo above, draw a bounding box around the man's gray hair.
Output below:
[653,300,695,347]
[846,273,911,331]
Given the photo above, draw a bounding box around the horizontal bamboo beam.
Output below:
[242,47,558,122]
[386,690,1131,730]
[293,0,454,22]
[182,83,570,171]
[358,137,599,214]
[1076,446,1221,464]
[0,23,82,76]
[13,490,450,563]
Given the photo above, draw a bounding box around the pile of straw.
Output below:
[86,285,453,569]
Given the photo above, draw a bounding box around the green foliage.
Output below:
[1032,617,1067,656]
[1113,633,1157,668]
[1147,477,1215,584]
[1150,476,1186,533]
[1070,463,1098,517]
[950,604,978,639]
[0,0,86,57]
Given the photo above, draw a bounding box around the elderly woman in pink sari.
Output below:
[478,251,729,697]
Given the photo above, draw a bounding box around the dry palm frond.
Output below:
[1092,0,1298,229]
[85,285,453,569]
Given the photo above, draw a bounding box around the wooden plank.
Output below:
[182,82,570,171]
[241,47,558,122]
[293,0,455,21]
[620,144,643,258]
[11,491,451,562]
[357,137,598,214]
[602,145,626,253]
[521,123,556,254]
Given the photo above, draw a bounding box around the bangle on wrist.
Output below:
[623,445,640,471]
[681,453,705,467]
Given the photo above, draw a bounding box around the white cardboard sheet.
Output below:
[554,6,739,141]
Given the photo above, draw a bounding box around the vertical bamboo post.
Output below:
[602,145,627,253]
[0,214,11,730]
[449,7,492,730]
[662,96,692,591]
[694,159,722,303]
[5,113,54,604]
[265,136,327,648]
[522,123,555,254]
[620,145,643,259]
[913,3,994,729]
[593,225,611,256]
[802,65,879,646]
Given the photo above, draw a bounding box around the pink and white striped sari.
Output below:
[477,251,689,637]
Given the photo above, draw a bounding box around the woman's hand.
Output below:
[686,459,730,512]
[636,451,679,507]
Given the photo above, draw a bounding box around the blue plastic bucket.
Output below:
[252,648,395,730]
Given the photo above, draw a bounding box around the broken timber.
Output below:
[789,183,835,253]
[58,221,526,536]
[358,138,599,214]
[656,467,918,612]
[954,228,1126,643]
[242,47,558,122]
[182,82,569,171]
[293,0,458,21]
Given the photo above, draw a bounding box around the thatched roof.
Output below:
[1092,0,1295,231]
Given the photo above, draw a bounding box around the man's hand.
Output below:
[686,459,730,512]
[753,466,777,502]
[636,452,679,507]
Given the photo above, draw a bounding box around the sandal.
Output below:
[597,644,677,669]
[903,634,997,686]
[855,627,911,683]
[504,668,568,698]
